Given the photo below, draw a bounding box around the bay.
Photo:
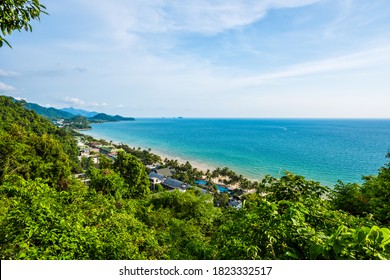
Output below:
[82,118,390,186]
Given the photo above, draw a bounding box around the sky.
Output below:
[1,0,390,118]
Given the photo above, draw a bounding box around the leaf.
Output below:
[309,244,323,259]
[380,228,390,246]
[357,230,367,243]
[18,252,26,259]
[28,228,34,238]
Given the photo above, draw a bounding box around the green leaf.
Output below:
[309,244,323,259]
[381,228,390,246]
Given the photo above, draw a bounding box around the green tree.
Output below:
[0,177,161,260]
[113,151,150,198]
[332,181,368,216]
[81,156,96,170]
[97,154,113,170]
[332,154,390,225]
[143,189,219,259]
[258,172,330,202]
[0,0,47,47]
[213,192,229,207]
[88,167,126,199]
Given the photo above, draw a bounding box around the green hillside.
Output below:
[89,113,135,122]
[21,99,90,129]
[16,97,135,129]
[61,107,99,118]
[25,101,74,120]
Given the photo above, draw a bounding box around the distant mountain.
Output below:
[25,102,74,120]
[88,113,135,122]
[16,97,135,125]
[61,107,99,118]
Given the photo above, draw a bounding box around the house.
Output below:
[146,163,161,170]
[100,146,123,159]
[90,142,102,148]
[148,170,190,192]
[148,172,165,185]
[100,146,115,155]
[163,177,189,192]
[154,167,174,177]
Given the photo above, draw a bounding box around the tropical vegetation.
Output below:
[0,95,389,260]
[0,0,47,48]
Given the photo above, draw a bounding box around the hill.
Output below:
[9,97,135,127]
[25,102,74,120]
[88,113,135,122]
[61,107,99,118]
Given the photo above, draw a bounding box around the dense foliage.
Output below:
[332,152,390,226]
[0,95,389,260]
[0,96,80,185]
[0,0,47,47]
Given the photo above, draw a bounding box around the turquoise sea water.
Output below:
[82,118,390,186]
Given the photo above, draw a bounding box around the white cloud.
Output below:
[0,82,16,92]
[234,45,390,85]
[62,96,85,106]
[0,69,19,77]
[85,0,322,37]
[62,97,108,108]
[90,101,108,107]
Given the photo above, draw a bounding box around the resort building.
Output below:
[162,177,190,192]
[90,142,102,148]
[148,172,190,192]
[154,167,175,177]
[99,146,115,155]
[148,172,165,186]
[99,146,123,159]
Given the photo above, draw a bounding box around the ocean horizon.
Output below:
[82,118,390,187]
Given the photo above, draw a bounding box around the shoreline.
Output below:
[81,130,217,174]
[80,132,249,190]
[146,148,217,174]
[80,128,277,184]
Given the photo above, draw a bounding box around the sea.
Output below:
[82,118,390,187]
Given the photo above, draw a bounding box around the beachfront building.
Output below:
[90,142,102,148]
[154,167,175,177]
[99,146,115,155]
[99,145,123,159]
[77,141,99,165]
[148,172,165,185]
[148,172,190,192]
[163,177,190,192]
[145,163,161,170]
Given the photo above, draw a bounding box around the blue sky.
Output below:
[1,0,390,117]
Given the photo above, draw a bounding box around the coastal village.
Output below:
[75,136,245,209]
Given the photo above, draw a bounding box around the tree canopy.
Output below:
[0,0,47,47]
